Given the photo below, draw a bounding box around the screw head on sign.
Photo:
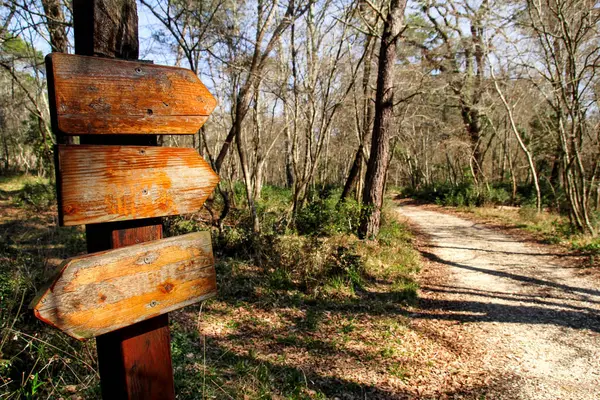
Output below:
[149,300,158,308]
[144,256,152,264]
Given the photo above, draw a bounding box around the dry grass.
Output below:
[1,176,506,399]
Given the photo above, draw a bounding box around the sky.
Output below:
[4,1,181,67]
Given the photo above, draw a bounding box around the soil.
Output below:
[397,204,600,400]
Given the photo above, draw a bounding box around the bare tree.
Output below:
[520,0,600,233]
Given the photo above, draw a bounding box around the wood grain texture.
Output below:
[31,232,216,340]
[97,315,174,400]
[56,145,219,226]
[47,53,217,134]
[69,2,176,398]
[72,0,139,59]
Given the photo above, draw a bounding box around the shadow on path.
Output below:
[415,250,600,333]
[420,250,600,298]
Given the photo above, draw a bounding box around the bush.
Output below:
[405,181,553,208]
[295,189,361,236]
[571,238,600,256]
[15,181,55,210]
[263,234,364,295]
[255,186,293,235]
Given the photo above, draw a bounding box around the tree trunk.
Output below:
[491,70,542,212]
[340,144,364,201]
[42,0,69,53]
[340,35,375,203]
[358,0,407,239]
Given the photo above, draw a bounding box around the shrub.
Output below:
[15,181,55,210]
[163,215,205,236]
[571,238,600,256]
[406,181,558,209]
[295,190,361,236]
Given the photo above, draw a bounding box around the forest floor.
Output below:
[3,173,600,399]
[396,202,600,400]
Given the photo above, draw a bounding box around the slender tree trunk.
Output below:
[283,104,294,188]
[340,36,375,202]
[358,0,407,239]
[42,0,78,147]
[341,144,364,201]
[491,70,542,212]
[42,0,69,53]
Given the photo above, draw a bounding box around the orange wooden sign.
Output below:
[56,145,219,226]
[31,232,216,340]
[46,53,218,135]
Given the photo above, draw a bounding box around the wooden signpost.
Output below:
[32,232,217,340]
[30,1,219,398]
[56,145,219,225]
[46,53,216,135]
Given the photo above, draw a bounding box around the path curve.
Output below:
[397,204,600,400]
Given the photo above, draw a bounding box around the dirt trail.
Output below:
[396,204,600,400]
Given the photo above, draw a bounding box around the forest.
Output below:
[1,0,599,399]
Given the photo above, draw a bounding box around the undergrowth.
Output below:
[1,175,422,399]
[402,181,556,209]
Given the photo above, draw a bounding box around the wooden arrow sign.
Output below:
[46,53,218,135]
[31,232,216,340]
[56,145,219,226]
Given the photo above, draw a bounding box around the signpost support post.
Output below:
[39,1,213,398]
[33,1,217,397]
[73,0,173,396]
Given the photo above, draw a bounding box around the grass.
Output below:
[0,174,494,399]
[0,175,96,399]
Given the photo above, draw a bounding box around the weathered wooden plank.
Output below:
[59,115,210,135]
[70,2,177,399]
[56,145,219,226]
[31,232,216,340]
[46,53,217,135]
[88,218,171,400]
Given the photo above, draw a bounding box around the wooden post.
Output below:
[72,1,174,398]
[36,3,216,397]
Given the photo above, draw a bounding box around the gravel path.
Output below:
[396,204,600,400]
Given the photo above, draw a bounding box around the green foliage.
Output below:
[377,217,413,247]
[518,204,539,223]
[14,181,55,210]
[406,183,481,207]
[171,319,326,399]
[0,175,93,399]
[23,114,54,169]
[163,215,206,236]
[295,189,362,236]
[0,239,96,399]
[1,175,422,398]
[212,187,420,303]
[255,185,293,234]
[405,181,556,209]
[1,33,44,62]
[571,238,600,256]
